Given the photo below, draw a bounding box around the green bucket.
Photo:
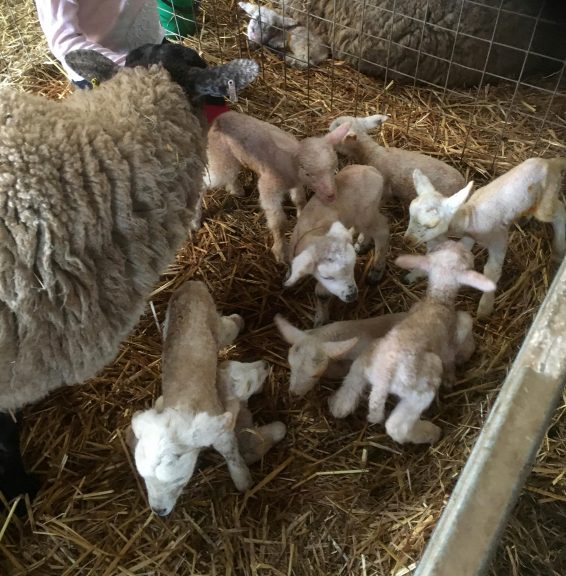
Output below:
[157,0,199,38]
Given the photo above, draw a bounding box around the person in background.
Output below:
[34,0,165,88]
[34,0,229,122]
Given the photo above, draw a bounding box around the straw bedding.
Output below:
[1,1,565,575]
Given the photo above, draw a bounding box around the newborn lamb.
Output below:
[131,281,284,516]
[329,241,495,444]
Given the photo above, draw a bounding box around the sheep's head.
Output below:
[395,240,496,293]
[65,46,259,104]
[405,169,474,245]
[131,407,233,516]
[275,314,358,395]
[285,222,358,303]
[329,114,389,155]
[297,122,351,203]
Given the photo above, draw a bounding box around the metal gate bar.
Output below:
[415,256,566,576]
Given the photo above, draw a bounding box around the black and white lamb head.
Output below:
[65,44,259,101]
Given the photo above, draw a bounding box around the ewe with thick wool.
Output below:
[2,1,565,575]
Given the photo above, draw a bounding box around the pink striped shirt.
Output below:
[34,0,164,81]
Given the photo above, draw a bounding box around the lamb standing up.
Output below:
[285,164,388,325]
[0,44,259,502]
[205,111,351,263]
[329,114,466,200]
[131,281,285,516]
[238,2,329,69]
[405,159,566,317]
[275,312,406,396]
[328,241,495,444]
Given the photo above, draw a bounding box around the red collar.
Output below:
[203,103,230,124]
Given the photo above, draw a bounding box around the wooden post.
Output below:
[415,257,566,576]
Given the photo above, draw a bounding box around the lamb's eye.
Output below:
[320,274,335,281]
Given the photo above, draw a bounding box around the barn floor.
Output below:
[1,1,565,575]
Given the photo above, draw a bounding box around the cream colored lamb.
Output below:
[328,241,495,444]
[239,2,329,69]
[285,164,388,325]
[405,158,566,317]
[131,281,284,516]
[275,312,406,396]
[205,111,351,263]
[217,360,287,468]
[329,114,466,200]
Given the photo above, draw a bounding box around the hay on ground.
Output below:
[1,1,565,575]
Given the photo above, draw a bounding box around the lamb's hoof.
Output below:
[367,411,385,425]
[328,394,353,419]
[234,469,253,492]
[403,270,425,285]
[476,298,494,319]
[413,422,442,445]
[230,314,245,333]
[270,421,287,444]
[271,246,287,265]
[282,266,291,284]
[367,268,384,286]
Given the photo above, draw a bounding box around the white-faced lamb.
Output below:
[329,114,466,200]
[285,164,388,325]
[239,2,328,69]
[131,281,285,516]
[0,43,259,503]
[328,241,495,444]
[405,159,566,317]
[205,110,351,263]
[274,312,405,396]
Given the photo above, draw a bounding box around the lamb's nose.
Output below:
[152,507,169,516]
[345,287,358,302]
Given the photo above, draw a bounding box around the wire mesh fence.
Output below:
[174,0,565,176]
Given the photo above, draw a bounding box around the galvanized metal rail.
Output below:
[415,256,566,576]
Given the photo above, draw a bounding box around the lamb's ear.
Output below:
[457,270,496,293]
[321,337,359,359]
[413,169,437,197]
[395,254,431,272]
[329,116,350,132]
[325,121,352,146]
[65,50,119,83]
[238,2,257,17]
[154,396,165,413]
[359,114,389,131]
[285,249,315,286]
[187,59,259,97]
[274,314,305,344]
[131,409,158,439]
[442,182,474,215]
[278,15,299,28]
[188,412,234,446]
